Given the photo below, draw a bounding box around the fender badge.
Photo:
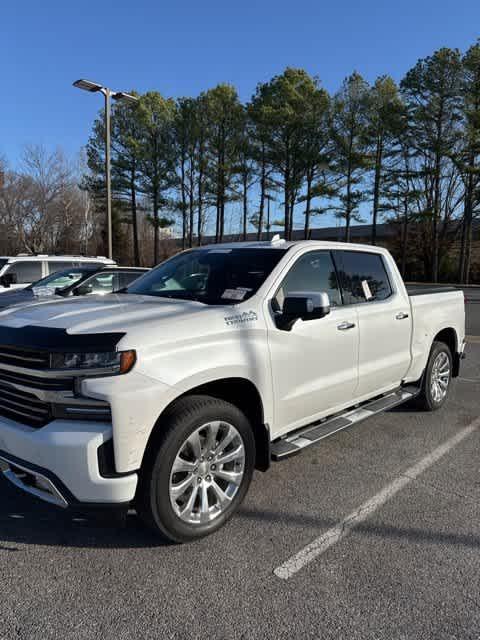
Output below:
[224,310,258,326]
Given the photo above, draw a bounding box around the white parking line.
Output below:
[274,418,479,580]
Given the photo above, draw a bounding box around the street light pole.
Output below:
[73,79,138,259]
[104,89,113,260]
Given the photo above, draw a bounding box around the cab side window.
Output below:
[119,272,143,289]
[335,251,392,304]
[273,251,342,311]
[7,261,43,284]
[82,272,117,294]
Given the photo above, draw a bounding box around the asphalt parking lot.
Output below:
[1,297,480,640]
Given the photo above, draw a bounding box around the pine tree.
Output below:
[401,48,463,281]
[250,68,325,240]
[457,43,480,283]
[110,95,142,265]
[365,76,404,245]
[233,107,257,240]
[137,92,177,264]
[202,85,243,243]
[331,72,370,241]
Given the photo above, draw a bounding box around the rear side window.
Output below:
[335,251,392,304]
[48,261,75,273]
[7,261,43,284]
[274,251,342,310]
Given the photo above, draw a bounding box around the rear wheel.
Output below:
[415,341,452,411]
[136,395,255,543]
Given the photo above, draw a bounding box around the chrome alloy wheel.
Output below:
[169,421,245,524]
[430,351,450,403]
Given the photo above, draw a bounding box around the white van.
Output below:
[0,255,116,293]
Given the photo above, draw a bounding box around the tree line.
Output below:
[1,42,479,282]
[83,42,480,282]
[0,146,100,256]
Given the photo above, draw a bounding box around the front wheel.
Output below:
[136,395,255,543]
[415,341,452,411]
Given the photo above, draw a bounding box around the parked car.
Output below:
[0,265,148,311]
[0,255,116,294]
[0,238,465,542]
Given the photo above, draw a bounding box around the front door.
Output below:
[267,250,359,437]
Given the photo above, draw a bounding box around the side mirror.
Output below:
[0,273,17,288]
[276,291,330,331]
[74,283,93,296]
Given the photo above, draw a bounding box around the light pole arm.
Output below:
[73,80,138,261]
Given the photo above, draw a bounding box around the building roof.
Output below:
[198,219,478,246]
[198,223,398,247]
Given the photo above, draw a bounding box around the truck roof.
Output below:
[200,237,389,254]
[0,255,115,263]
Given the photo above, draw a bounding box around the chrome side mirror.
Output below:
[276,291,331,331]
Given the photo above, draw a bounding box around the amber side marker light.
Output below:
[120,350,136,374]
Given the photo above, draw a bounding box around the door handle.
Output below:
[337,321,356,331]
[395,312,409,320]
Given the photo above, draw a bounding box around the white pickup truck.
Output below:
[0,239,465,542]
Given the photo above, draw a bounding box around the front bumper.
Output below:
[0,416,138,507]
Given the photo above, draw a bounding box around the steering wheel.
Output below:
[180,273,208,291]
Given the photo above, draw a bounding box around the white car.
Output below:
[0,255,116,293]
[0,239,465,542]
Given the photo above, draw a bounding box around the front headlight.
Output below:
[51,350,136,374]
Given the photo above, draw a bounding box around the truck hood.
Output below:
[0,288,36,310]
[0,294,218,334]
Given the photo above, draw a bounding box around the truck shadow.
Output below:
[1,478,479,554]
[238,507,480,551]
[0,477,169,549]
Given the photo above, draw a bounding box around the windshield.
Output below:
[127,248,288,304]
[28,268,96,292]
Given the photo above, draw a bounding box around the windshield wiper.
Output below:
[148,291,209,304]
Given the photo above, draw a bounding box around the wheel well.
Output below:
[433,328,459,376]
[145,378,270,472]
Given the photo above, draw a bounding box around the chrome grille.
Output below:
[0,345,111,428]
[0,368,73,391]
[0,382,51,427]
[0,347,50,370]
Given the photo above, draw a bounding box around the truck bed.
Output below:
[406,285,457,296]
[406,286,465,384]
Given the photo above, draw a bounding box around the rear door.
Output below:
[267,250,359,435]
[334,250,411,398]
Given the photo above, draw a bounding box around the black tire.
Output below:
[136,395,255,543]
[415,340,453,411]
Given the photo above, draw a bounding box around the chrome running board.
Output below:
[271,386,419,461]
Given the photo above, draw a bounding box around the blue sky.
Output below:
[1,0,479,231]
